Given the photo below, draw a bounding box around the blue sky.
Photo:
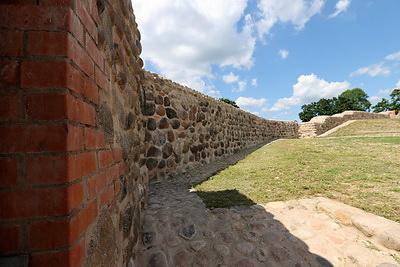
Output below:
[132,0,400,121]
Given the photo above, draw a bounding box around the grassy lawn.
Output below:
[193,119,400,222]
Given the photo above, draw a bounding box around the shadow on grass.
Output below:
[195,189,256,208]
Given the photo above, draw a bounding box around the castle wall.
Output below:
[298,111,393,138]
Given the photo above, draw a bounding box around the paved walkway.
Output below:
[135,144,400,267]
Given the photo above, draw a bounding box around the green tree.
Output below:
[371,89,400,113]
[219,98,239,108]
[389,89,400,112]
[372,98,391,113]
[337,88,371,111]
[299,102,319,122]
[298,88,372,122]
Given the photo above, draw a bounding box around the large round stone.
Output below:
[170,119,181,129]
[159,117,169,129]
[147,118,157,131]
[146,159,158,170]
[147,146,161,157]
[166,108,177,119]
[163,143,173,158]
[152,130,166,146]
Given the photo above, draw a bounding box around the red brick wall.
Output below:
[0,1,137,265]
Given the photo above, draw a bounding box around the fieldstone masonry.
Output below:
[141,71,298,181]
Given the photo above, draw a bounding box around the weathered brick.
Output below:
[86,32,103,70]
[106,164,119,185]
[0,226,19,254]
[70,200,98,241]
[83,77,99,104]
[0,5,70,31]
[87,171,106,199]
[94,65,109,90]
[0,183,83,219]
[30,237,85,267]
[26,31,69,56]
[78,100,96,126]
[21,61,82,94]
[100,185,114,208]
[26,93,68,121]
[0,158,17,187]
[28,220,70,251]
[0,60,18,88]
[0,124,83,153]
[27,93,95,125]
[0,94,19,122]
[75,0,97,42]
[84,127,105,150]
[26,152,96,185]
[0,29,23,57]
[99,149,123,169]
[39,0,72,6]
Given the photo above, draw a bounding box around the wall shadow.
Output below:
[195,189,256,208]
[196,190,334,266]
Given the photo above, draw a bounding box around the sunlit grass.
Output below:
[194,119,400,222]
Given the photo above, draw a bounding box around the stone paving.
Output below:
[135,144,400,267]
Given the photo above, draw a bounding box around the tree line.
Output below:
[299,88,400,122]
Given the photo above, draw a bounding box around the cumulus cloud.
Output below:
[257,0,324,37]
[251,78,258,86]
[223,72,239,84]
[223,72,247,92]
[350,63,391,77]
[369,96,382,105]
[269,74,350,111]
[132,0,255,93]
[379,89,392,95]
[236,96,267,109]
[329,0,351,18]
[397,80,400,88]
[385,51,400,61]
[279,49,289,59]
[233,81,247,92]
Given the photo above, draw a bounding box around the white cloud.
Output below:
[350,63,391,77]
[223,72,239,84]
[369,96,381,105]
[233,81,247,92]
[236,96,267,109]
[132,0,255,93]
[385,51,400,61]
[223,72,247,92]
[379,89,392,95]
[329,0,351,18]
[257,0,324,37]
[269,74,350,111]
[279,49,289,59]
[397,80,400,88]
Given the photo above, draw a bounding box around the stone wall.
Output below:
[141,72,298,181]
[298,111,393,138]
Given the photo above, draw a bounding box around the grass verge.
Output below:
[193,119,400,222]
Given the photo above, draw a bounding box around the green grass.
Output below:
[194,119,400,222]
[326,119,400,137]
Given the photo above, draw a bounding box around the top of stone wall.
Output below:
[309,110,391,124]
[144,70,296,125]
